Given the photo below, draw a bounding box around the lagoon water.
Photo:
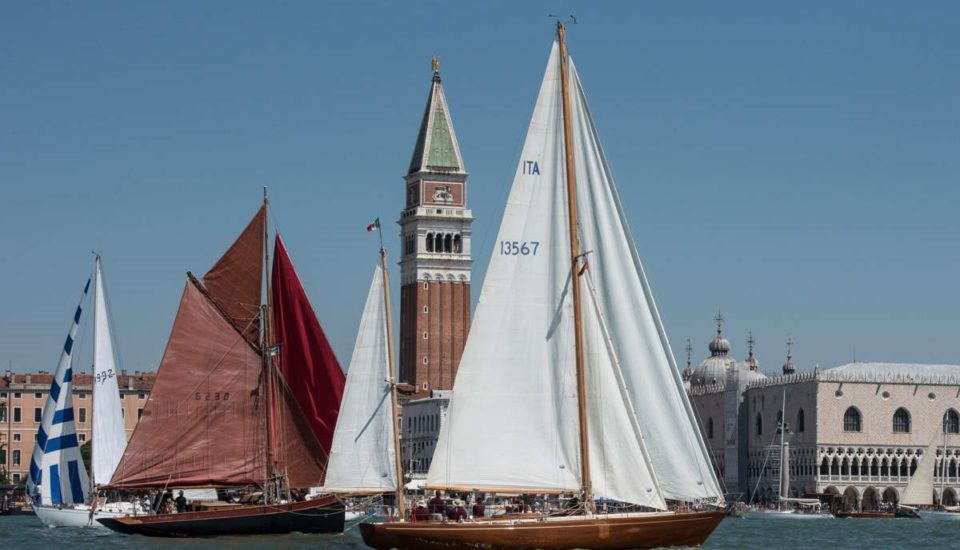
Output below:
[0,514,953,549]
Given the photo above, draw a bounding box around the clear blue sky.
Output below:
[2,1,958,377]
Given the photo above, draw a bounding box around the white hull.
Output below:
[741,510,832,520]
[34,505,125,528]
[918,510,960,521]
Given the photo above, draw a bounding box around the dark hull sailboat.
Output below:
[98,497,344,537]
[99,195,346,537]
[360,511,727,550]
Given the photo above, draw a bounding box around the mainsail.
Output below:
[92,256,128,486]
[902,442,938,506]
[427,41,723,505]
[322,264,396,493]
[27,278,91,505]
[109,279,267,488]
[271,235,345,455]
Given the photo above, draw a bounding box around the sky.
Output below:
[2,1,958,377]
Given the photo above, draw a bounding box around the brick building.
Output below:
[0,370,156,483]
[397,58,472,399]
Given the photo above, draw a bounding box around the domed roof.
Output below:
[708,334,731,355]
[692,355,734,386]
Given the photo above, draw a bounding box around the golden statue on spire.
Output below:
[432,56,440,75]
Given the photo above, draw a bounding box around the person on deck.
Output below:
[413,500,430,521]
[175,490,187,513]
[448,499,468,522]
[429,490,446,516]
[472,495,486,519]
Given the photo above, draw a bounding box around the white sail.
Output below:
[902,442,938,506]
[321,264,396,493]
[427,42,663,509]
[567,59,725,503]
[91,257,128,486]
[28,278,91,505]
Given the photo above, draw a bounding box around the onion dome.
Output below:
[782,337,796,375]
[745,332,759,371]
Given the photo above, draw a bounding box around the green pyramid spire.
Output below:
[408,58,464,175]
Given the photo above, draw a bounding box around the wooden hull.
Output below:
[359,510,726,550]
[97,497,344,537]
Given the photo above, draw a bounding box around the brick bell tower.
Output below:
[398,57,472,398]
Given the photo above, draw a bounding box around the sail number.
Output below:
[195,392,230,401]
[95,369,115,385]
[500,240,540,256]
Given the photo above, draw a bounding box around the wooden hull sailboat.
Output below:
[361,22,725,550]
[97,497,344,537]
[98,193,347,537]
[360,511,727,550]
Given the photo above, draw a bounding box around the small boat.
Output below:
[315,245,405,527]
[902,423,960,521]
[98,192,346,536]
[362,22,726,550]
[28,258,139,528]
[740,499,831,520]
[833,510,895,519]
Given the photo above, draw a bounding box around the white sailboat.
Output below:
[742,389,830,520]
[320,251,402,527]
[903,429,960,521]
[361,23,726,550]
[35,256,141,528]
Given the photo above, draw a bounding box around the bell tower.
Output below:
[398,58,472,398]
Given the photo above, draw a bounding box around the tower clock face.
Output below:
[407,184,419,207]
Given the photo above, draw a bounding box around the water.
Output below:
[0,514,953,549]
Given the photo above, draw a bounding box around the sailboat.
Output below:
[742,390,829,520]
[360,23,726,550]
[319,243,404,528]
[97,191,347,536]
[33,256,144,528]
[901,421,960,521]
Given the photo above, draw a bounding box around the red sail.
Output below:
[271,235,345,455]
[204,206,265,344]
[109,279,266,488]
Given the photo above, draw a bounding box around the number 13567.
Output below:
[500,240,540,256]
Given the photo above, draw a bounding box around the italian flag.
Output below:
[366,218,380,232]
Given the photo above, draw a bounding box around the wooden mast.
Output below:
[379,243,406,519]
[261,186,277,504]
[557,21,593,509]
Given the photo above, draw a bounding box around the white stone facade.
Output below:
[691,362,960,510]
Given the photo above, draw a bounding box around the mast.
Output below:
[90,254,100,493]
[379,236,406,519]
[261,187,276,504]
[556,21,592,509]
[778,388,787,511]
[941,412,948,509]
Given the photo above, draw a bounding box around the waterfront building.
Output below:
[687,321,960,511]
[400,390,450,477]
[0,369,156,483]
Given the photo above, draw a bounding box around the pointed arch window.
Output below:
[945,409,960,434]
[843,407,862,432]
[796,408,805,433]
[893,407,911,433]
[756,413,762,436]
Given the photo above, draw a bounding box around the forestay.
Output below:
[92,257,128,486]
[427,42,667,508]
[567,59,724,503]
[321,264,396,493]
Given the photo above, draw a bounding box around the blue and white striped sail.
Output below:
[26,278,92,505]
